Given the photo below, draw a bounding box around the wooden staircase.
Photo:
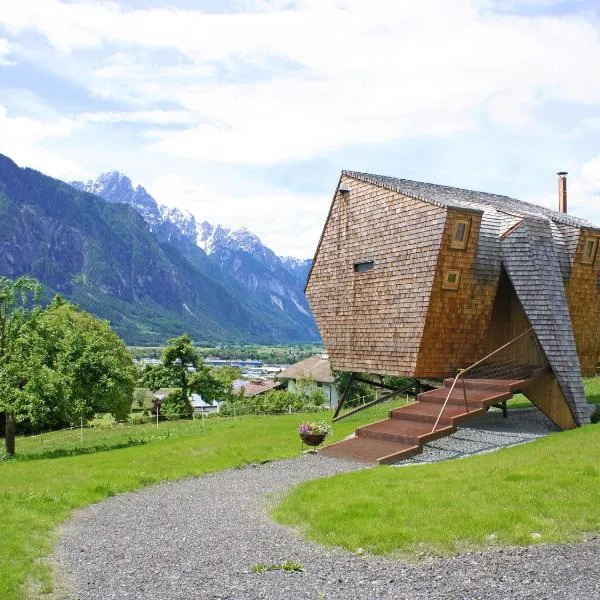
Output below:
[319,367,547,465]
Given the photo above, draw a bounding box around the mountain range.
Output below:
[0,154,319,344]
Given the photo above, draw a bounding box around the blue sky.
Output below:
[1,0,599,257]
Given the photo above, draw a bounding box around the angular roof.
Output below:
[278,355,335,384]
[241,379,281,397]
[501,217,588,425]
[343,171,594,230]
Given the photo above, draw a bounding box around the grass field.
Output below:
[273,379,600,558]
[0,402,394,600]
[3,380,599,599]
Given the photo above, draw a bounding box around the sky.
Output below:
[0,0,599,258]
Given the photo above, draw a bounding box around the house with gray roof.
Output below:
[307,171,598,464]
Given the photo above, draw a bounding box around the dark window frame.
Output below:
[354,260,375,273]
[582,237,598,265]
[450,219,471,250]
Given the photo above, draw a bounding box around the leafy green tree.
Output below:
[138,364,179,390]
[0,282,136,454]
[161,334,199,418]
[27,297,136,426]
[189,365,232,404]
[0,276,42,454]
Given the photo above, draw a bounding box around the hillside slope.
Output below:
[0,154,319,344]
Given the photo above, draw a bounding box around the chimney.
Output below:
[557,171,568,213]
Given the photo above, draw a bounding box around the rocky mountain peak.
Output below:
[71,172,163,229]
[160,206,197,242]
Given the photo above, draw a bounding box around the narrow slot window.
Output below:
[354,261,374,273]
[442,269,461,290]
[450,219,471,250]
[582,237,598,265]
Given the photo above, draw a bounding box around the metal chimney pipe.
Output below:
[557,171,568,213]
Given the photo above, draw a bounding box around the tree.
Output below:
[188,365,232,405]
[36,298,136,424]
[161,334,199,418]
[0,276,42,455]
[138,364,179,390]
[0,282,136,454]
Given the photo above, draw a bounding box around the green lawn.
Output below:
[273,380,600,558]
[0,402,394,600]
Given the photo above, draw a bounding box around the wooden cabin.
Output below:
[306,171,597,463]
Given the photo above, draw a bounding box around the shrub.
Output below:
[128,413,152,426]
[161,389,190,420]
[219,389,326,417]
[89,413,117,429]
[591,405,600,424]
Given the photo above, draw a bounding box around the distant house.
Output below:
[237,379,282,397]
[278,355,339,408]
[190,394,220,414]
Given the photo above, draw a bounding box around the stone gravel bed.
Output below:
[54,409,599,600]
[400,407,559,465]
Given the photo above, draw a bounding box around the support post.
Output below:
[333,373,355,420]
[5,412,15,456]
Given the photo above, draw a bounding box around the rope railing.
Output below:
[431,328,547,433]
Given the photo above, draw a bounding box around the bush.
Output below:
[591,405,600,424]
[128,413,152,426]
[89,413,117,429]
[161,389,190,420]
[219,389,326,417]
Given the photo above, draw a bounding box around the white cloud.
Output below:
[148,171,327,258]
[0,37,15,65]
[80,110,196,126]
[3,1,600,167]
[0,105,87,178]
[2,0,600,254]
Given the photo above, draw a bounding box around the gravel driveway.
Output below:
[54,409,599,600]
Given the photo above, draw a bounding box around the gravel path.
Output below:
[54,409,599,600]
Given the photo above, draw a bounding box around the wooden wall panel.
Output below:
[306,174,446,376]
[414,209,499,377]
[522,372,577,430]
[566,228,600,376]
[485,270,541,366]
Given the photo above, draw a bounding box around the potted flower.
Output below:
[297,421,332,446]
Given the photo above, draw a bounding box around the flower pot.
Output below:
[300,433,326,446]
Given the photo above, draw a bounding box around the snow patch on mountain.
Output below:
[71,171,163,229]
[270,294,284,311]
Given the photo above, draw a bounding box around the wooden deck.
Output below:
[319,368,548,465]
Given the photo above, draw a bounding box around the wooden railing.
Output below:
[430,328,545,433]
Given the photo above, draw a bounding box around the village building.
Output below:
[234,379,282,397]
[306,171,598,463]
[278,355,339,408]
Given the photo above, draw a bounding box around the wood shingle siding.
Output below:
[306,175,446,375]
[566,227,600,377]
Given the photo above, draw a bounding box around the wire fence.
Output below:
[11,404,337,456]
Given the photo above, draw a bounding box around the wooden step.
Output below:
[319,436,420,464]
[358,418,455,445]
[418,387,508,408]
[390,401,485,425]
[318,366,548,465]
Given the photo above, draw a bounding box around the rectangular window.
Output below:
[450,219,471,250]
[354,261,374,273]
[442,269,461,290]
[582,237,598,265]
